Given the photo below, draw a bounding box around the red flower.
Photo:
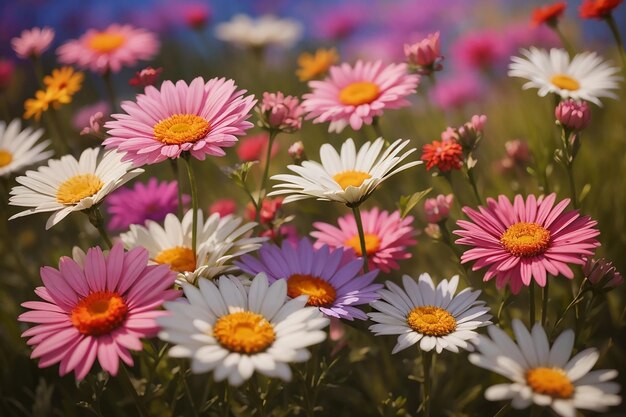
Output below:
[421,139,463,172]
[129,66,163,87]
[247,198,283,224]
[580,0,622,18]
[532,2,567,26]
[236,133,280,162]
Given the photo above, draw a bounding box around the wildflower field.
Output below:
[1,1,626,416]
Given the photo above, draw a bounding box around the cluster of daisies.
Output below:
[3,7,624,416]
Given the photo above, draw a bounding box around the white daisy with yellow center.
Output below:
[0,119,53,177]
[368,273,491,354]
[269,138,421,205]
[157,274,328,386]
[215,14,302,49]
[508,47,621,106]
[9,148,141,229]
[469,320,621,417]
[120,209,266,284]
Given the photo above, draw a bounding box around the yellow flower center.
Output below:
[550,74,580,91]
[339,81,381,106]
[345,233,381,256]
[213,311,275,354]
[526,367,574,399]
[88,32,126,53]
[0,150,13,168]
[287,274,337,307]
[406,306,456,336]
[153,246,196,273]
[500,222,551,258]
[56,174,104,205]
[153,114,211,145]
[332,170,372,190]
[70,291,128,336]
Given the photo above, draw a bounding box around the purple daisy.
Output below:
[236,238,381,321]
[106,178,189,231]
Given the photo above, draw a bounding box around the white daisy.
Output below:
[269,138,421,205]
[508,47,621,105]
[469,320,621,417]
[368,273,491,354]
[0,119,53,177]
[9,148,142,229]
[157,274,328,386]
[215,14,302,49]
[120,209,266,284]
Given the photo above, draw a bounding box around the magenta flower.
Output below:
[424,194,454,223]
[19,244,179,380]
[236,238,381,320]
[106,178,189,231]
[555,99,591,131]
[104,77,255,166]
[452,29,508,72]
[11,27,55,59]
[431,74,482,110]
[454,194,600,293]
[311,208,417,273]
[57,24,159,74]
[259,91,303,133]
[404,32,443,74]
[302,60,419,133]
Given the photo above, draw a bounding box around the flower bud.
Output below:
[288,141,306,162]
[423,194,454,223]
[259,91,303,133]
[404,32,443,74]
[555,99,590,131]
[424,223,442,239]
[583,257,623,290]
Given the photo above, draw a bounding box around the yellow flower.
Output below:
[296,48,339,81]
[24,87,71,121]
[43,67,84,97]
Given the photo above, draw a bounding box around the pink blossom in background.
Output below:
[209,199,237,217]
[431,75,482,110]
[73,101,110,132]
[106,178,189,230]
[404,31,443,74]
[181,2,212,30]
[0,59,15,90]
[11,27,55,59]
[260,92,304,132]
[424,194,454,223]
[236,133,280,162]
[313,3,364,40]
[503,22,560,52]
[80,112,105,136]
[129,66,163,88]
[452,29,509,72]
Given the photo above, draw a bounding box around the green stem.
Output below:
[466,168,482,205]
[529,282,536,327]
[350,204,369,272]
[371,116,384,140]
[551,24,575,57]
[256,129,279,224]
[169,159,184,219]
[103,70,119,112]
[47,108,70,154]
[421,350,432,417]
[31,56,46,89]
[181,362,200,417]
[550,281,588,337]
[86,207,112,249]
[119,364,149,417]
[183,154,198,255]
[605,14,626,68]
[492,403,511,417]
[566,161,578,209]
[541,279,549,326]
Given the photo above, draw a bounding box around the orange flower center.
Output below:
[550,74,580,91]
[332,170,372,190]
[213,311,275,354]
[287,274,337,307]
[406,306,456,336]
[500,222,551,258]
[70,291,128,336]
[339,81,380,106]
[153,114,211,145]
[88,32,126,53]
[0,150,13,168]
[345,233,381,256]
[56,174,104,205]
[526,367,574,399]
[153,246,196,273]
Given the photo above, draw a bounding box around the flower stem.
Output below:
[103,70,119,112]
[180,361,200,417]
[565,162,578,209]
[183,154,198,255]
[169,159,184,219]
[371,117,384,140]
[605,14,626,68]
[551,24,575,57]
[86,207,112,249]
[466,167,482,205]
[492,403,511,417]
[350,204,369,272]
[256,129,279,224]
[529,281,536,327]
[119,363,149,417]
[550,280,587,337]
[47,108,71,154]
[541,279,549,326]
[421,350,433,417]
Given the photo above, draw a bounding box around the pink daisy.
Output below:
[57,24,159,74]
[311,207,417,273]
[18,244,179,380]
[454,194,600,294]
[301,60,419,133]
[11,27,55,59]
[103,77,256,166]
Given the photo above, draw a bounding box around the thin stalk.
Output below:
[181,362,200,417]
[371,117,384,141]
[529,282,536,327]
[605,15,626,68]
[169,159,184,219]
[541,279,549,326]
[551,25,575,57]
[86,207,112,249]
[551,281,588,337]
[466,168,483,205]
[256,129,278,224]
[183,154,199,255]
[421,350,433,417]
[566,162,578,209]
[47,109,71,154]
[31,56,46,88]
[350,204,369,272]
[119,364,149,417]
[493,403,511,417]
[103,70,119,112]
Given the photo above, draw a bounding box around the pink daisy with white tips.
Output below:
[18,244,179,380]
[454,194,600,294]
[104,77,256,166]
[301,60,419,133]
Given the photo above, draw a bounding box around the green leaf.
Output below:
[579,183,591,203]
[397,188,432,218]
